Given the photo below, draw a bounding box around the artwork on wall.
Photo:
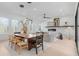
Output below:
[54,18,60,26]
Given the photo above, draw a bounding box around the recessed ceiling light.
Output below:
[27,2,32,4]
[19,4,24,8]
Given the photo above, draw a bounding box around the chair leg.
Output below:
[42,44,43,51]
[36,47,38,54]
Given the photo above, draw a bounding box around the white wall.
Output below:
[40,17,75,41]
[60,17,75,26]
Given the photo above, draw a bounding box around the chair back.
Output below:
[14,32,21,34]
[36,32,44,44]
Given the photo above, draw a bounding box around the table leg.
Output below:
[27,38,33,50]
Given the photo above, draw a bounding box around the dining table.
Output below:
[14,33,40,50]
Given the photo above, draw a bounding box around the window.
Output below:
[0,17,9,33]
[11,19,20,32]
[0,17,21,33]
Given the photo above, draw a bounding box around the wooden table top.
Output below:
[14,33,38,39]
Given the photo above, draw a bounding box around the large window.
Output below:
[11,19,21,33]
[0,17,9,33]
[0,17,21,33]
[0,17,33,34]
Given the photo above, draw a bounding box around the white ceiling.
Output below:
[0,2,78,20]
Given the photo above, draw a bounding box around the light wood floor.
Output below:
[38,39,78,56]
[0,39,78,56]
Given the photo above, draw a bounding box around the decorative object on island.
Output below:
[54,18,60,26]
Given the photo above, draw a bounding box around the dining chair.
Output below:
[15,40,28,54]
[32,32,44,54]
[8,35,15,47]
[14,32,21,34]
[9,35,22,50]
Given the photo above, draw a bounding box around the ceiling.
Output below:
[0,2,78,21]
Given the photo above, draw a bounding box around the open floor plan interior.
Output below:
[0,2,79,56]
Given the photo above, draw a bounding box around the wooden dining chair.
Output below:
[15,40,28,54]
[32,32,44,54]
[9,35,22,50]
[8,35,15,47]
[14,32,21,34]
